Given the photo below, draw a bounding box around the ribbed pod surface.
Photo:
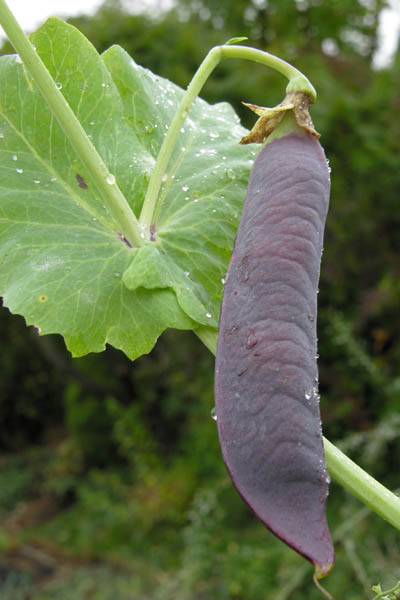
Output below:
[215,132,334,574]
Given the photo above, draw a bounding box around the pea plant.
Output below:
[0,0,399,597]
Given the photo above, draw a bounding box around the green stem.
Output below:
[323,438,400,530]
[196,327,400,531]
[0,0,143,248]
[139,43,316,229]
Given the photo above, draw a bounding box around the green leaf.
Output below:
[123,243,216,327]
[224,37,248,45]
[0,18,256,359]
[103,45,257,327]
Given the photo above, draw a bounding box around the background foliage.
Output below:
[0,0,399,597]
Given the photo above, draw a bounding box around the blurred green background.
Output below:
[1,0,400,598]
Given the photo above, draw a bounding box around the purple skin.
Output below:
[214,132,334,576]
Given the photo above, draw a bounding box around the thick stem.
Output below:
[195,327,400,531]
[139,44,316,230]
[0,0,143,248]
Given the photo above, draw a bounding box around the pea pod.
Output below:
[214,131,334,577]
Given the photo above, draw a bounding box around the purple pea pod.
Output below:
[214,132,334,577]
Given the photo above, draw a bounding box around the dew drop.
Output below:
[205,312,212,319]
[182,184,189,191]
[56,82,62,89]
[106,173,115,185]
[0,132,4,139]
[211,407,217,421]
[305,390,312,400]
[15,54,23,64]
[33,179,40,184]
[12,154,17,161]
[101,82,106,87]
[90,120,95,125]
[162,173,168,182]
[16,168,23,174]
[221,277,226,284]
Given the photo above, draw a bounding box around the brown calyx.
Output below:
[239,91,320,144]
